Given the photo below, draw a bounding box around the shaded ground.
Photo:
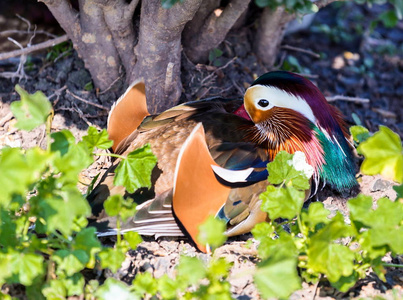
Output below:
[0,1,402,299]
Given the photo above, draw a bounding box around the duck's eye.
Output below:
[257,99,269,108]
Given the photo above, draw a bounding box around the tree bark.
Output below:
[183,0,251,63]
[131,0,203,113]
[254,6,294,68]
[102,0,138,80]
[254,0,342,67]
[40,0,123,91]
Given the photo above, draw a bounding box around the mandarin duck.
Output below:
[88,71,357,252]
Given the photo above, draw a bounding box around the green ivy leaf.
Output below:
[96,278,136,300]
[358,126,403,183]
[267,151,311,190]
[63,273,85,296]
[177,256,206,285]
[157,275,179,300]
[72,227,102,269]
[394,184,403,199]
[114,144,158,193]
[124,231,142,249]
[31,180,91,236]
[52,249,89,277]
[98,247,126,273]
[82,126,113,151]
[349,125,370,144]
[11,85,52,131]
[0,148,37,205]
[51,133,93,184]
[132,272,158,298]
[254,252,301,299]
[260,185,305,220]
[104,195,137,223]
[307,214,355,283]
[9,251,44,286]
[42,279,66,299]
[197,216,227,251]
[301,202,331,230]
[379,10,398,27]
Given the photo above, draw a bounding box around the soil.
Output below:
[0,1,402,299]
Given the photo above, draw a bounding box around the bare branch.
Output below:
[326,95,370,103]
[281,45,320,58]
[0,35,69,61]
[66,90,110,111]
[0,30,57,39]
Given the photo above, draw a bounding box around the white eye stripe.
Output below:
[248,85,316,123]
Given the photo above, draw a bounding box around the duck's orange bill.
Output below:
[172,123,231,253]
[107,81,149,152]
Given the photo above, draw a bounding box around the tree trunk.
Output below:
[183,0,251,63]
[254,6,294,68]
[130,0,202,113]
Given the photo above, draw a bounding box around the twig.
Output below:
[312,274,321,300]
[98,74,123,95]
[48,85,67,100]
[0,29,57,39]
[281,45,320,58]
[0,112,13,127]
[6,37,29,81]
[200,57,238,86]
[66,90,109,111]
[0,35,69,61]
[326,95,370,103]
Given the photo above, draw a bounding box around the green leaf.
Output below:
[114,144,158,193]
[255,0,270,8]
[31,182,91,236]
[52,249,89,276]
[394,184,403,199]
[197,216,227,250]
[0,148,36,205]
[254,253,301,299]
[301,202,331,230]
[11,85,52,131]
[349,125,370,144]
[96,278,137,300]
[104,195,137,223]
[98,247,126,273]
[9,251,44,286]
[63,273,85,296]
[82,126,113,151]
[132,272,157,298]
[379,10,398,27]
[51,130,76,156]
[157,275,179,299]
[260,185,305,220]
[357,126,403,183]
[42,279,66,300]
[177,256,206,285]
[307,214,355,283]
[267,151,311,190]
[72,227,102,269]
[124,231,142,249]
[207,258,231,280]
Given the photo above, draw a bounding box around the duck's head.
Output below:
[242,71,356,191]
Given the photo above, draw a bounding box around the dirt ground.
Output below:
[0,1,402,299]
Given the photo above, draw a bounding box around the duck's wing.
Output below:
[107,81,149,152]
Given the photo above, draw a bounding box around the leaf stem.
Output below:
[382,263,403,268]
[46,109,54,150]
[95,152,126,160]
